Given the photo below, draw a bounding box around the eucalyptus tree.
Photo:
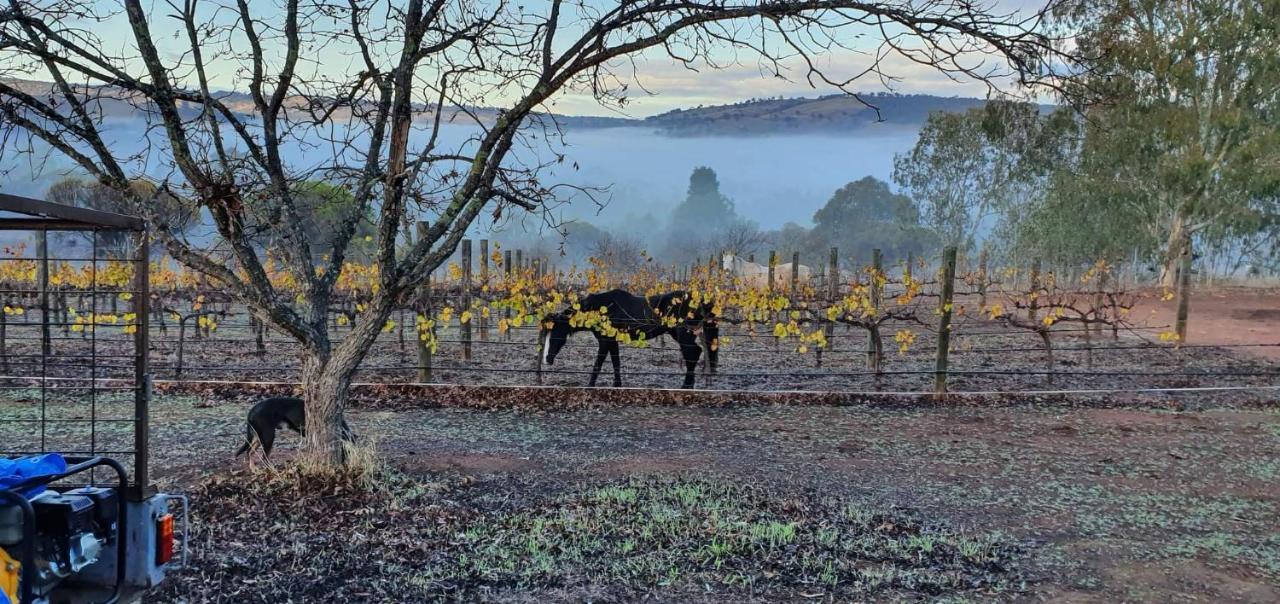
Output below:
[1055,0,1280,286]
[892,100,1077,252]
[0,0,1064,467]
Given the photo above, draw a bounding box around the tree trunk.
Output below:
[1160,212,1190,289]
[300,348,356,467]
[298,299,394,468]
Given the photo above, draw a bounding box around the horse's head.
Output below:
[721,252,736,272]
[540,311,573,365]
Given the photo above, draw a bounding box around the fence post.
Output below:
[934,246,957,401]
[37,229,50,357]
[479,239,489,341]
[790,252,800,293]
[461,239,473,361]
[1094,265,1107,338]
[132,231,151,495]
[254,317,266,355]
[1175,241,1192,343]
[819,247,838,368]
[416,223,433,382]
[767,250,777,291]
[868,248,883,372]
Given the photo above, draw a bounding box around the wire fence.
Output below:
[0,241,1274,401]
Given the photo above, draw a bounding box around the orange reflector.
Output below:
[156,513,175,566]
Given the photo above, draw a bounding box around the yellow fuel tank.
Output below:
[0,546,18,604]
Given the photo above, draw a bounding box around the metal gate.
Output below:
[0,193,150,499]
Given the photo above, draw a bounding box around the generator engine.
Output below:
[1,487,119,603]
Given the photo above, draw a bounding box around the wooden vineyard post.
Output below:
[503,250,513,341]
[1094,267,1107,339]
[768,250,778,351]
[818,247,838,368]
[868,248,883,373]
[700,255,715,388]
[934,246,957,401]
[536,326,544,386]
[768,250,777,291]
[790,252,800,293]
[977,245,989,310]
[415,224,434,382]
[1175,241,1192,343]
[253,317,266,355]
[1,300,7,372]
[461,239,473,361]
[37,229,50,357]
[479,239,489,341]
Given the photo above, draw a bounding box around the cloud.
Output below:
[549,49,1032,118]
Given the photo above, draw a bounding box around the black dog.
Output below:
[234,397,356,462]
[234,397,306,460]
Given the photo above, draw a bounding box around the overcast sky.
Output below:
[530,0,1057,116]
[47,0,1055,117]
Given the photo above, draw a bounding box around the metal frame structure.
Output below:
[0,193,151,500]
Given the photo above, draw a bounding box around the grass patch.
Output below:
[158,473,1025,602]
[439,477,1020,596]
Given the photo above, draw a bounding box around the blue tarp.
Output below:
[0,454,67,498]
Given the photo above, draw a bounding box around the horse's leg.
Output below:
[678,330,702,389]
[589,338,608,387]
[609,340,622,387]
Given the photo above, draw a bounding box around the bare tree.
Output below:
[0,0,1063,467]
[708,220,772,259]
[590,231,647,275]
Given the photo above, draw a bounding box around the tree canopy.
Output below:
[892,101,1077,252]
[1052,0,1280,282]
[806,176,937,265]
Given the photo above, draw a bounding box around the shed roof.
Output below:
[0,193,145,231]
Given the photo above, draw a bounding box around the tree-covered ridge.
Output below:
[641,93,997,137]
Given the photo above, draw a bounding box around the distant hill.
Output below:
[632,93,993,136]
[1,79,1009,135]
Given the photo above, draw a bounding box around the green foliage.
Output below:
[253,180,377,261]
[669,166,737,229]
[46,176,195,256]
[892,101,1074,252]
[1049,0,1280,279]
[665,167,757,261]
[807,176,938,264]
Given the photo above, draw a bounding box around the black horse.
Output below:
[541,289,718,388]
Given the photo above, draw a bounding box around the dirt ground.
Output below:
[1130,286,1280,360]
[124,392,1280,603]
